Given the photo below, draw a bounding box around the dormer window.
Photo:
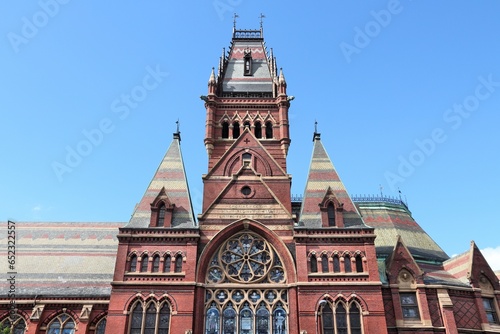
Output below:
[244,49,252,76]
[157,203,165,227]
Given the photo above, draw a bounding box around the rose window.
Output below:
[206,232,285,284]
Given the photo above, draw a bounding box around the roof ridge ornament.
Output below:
[233,13,239,32]
[313,120,320,141]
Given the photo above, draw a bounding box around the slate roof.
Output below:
[127,134,196,228]
[356,200,449,263]
[299,134,365,228]
[0,221,122,297]
[219,30,276,94]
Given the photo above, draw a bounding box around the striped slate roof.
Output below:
[299,134,365,228]
[0,221,122,297]
[356,201,449,263]
[221,39,274,93]
[127,134,196,228]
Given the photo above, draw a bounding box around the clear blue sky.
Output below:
[1,1,499,270]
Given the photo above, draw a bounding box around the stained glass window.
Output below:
[256,304,270,334]
[0,315,26,334]
[206,304,220,334]
[223,303,237,334]
[321,303,334,334]
[336,303,347,334]
[96,318,106,334]
[239,303,253,333]
[273,305,287,334]
[47,314,75,334]
[349,304,361,334]
[129,301,170,334]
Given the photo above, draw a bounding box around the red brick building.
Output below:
[1,27,499,334]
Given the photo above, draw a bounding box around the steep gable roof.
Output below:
[299,133,365,228]
[127,134,196,228]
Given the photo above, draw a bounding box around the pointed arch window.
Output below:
[144,303,156,334]
[140,255,149,272]
[320,301,363,334]
[129,301,171,334]
[47,314,75,334]
[163,255,171,273]
[333,255,341,273]
[240,303,253,333]
[233,122,240,139]
[355,255,363,273]
[244,121,251,130]
[157,203,166,227]
[0,314,26,334]
[129,254,138,272]
[255,121,262,138]
[95,318,107,334]
[174,254,183,273]
[256,303,270,333]
[273,305,287,334]
[265,122,273,139]
[344,255,352,273]
[222,121,229,139]
[327,203,336,227]
[310,254,318,273]
[321,254,329,273]
[336,303,347,333]
[152,255,160,273]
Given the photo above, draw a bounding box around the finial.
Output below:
[209,67,216,84]
[233,13,239,30]
[379,184,383,197]
[313,120,321,141]
[278,68,286,85]
[173,119,181,141]
[259,13,266,29]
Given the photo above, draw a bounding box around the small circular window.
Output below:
[241,186,251,196]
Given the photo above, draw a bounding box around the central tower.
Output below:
[198,27,294,234]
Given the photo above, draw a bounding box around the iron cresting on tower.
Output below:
[1,24,499,334]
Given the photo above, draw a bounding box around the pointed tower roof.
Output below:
[127,132,196,228]
[299,133,365,228]
[217,28,277,95]
[444,241,500,288]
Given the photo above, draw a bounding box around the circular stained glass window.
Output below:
[241,186,251,196]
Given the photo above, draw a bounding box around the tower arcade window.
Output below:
[344,255,352,273]
[174,254,183,273]
[310,254,318,273]
[321,254,329,273]
[355,255,363,273]
[233,122,240,138]
[163,255,171,273]
[152,255,160,272]
[265,122,273,139]
[95,317,107,334]
[140,255,149,272]
[129,254,138,272]
[222,122,229,139]
[333,255,341,273]
[255,121,262,138]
